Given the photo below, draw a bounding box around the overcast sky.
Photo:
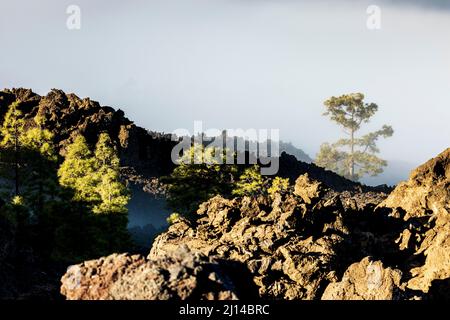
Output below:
[1,0,449,184]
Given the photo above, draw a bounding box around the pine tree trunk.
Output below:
[38,179,44,216]
[350,128,355,180]
[79,207,84,256]
[14,127,19,196]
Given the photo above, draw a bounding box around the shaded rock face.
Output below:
[61,246,256,300]
[0,216,16,298]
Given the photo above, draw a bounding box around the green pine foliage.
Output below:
[0,101,132,263]
[232,165,266,197]
[57,132,131,257]
[92,133,130,214]
[58,133,130,214]
[20,127,59,214]
[0,101,25,196]
[163,145,239,215]
[315,93,394,181]
[165,147,291,215]
[0,101,24,147]
[20,127,57,161]
[58,135,98,203]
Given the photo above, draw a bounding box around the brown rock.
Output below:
[380,148,450,294]
[61,246,240,300]
[294,174,326,204]
[321,257,403,300]
[380,148,450,220]
[150,191,351,300]
[407,224,450,293]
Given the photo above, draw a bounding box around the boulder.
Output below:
[294,173,326,204]
[380,148,449,220]
[321,257,403,300]
[61,246,243,300]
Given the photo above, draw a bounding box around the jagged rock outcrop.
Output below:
[381,148,449,219]
[321,257,404,300]
[60,245,255,300]
[380,148,450,297]
[61,174,396,300]
[148,176,393,300]
[293,173,326,204]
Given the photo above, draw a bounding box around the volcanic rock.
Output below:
[60,245,249,300]
[380,148,450,296]
[321,257,404,300]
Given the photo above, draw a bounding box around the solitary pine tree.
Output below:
[315,93,393,181]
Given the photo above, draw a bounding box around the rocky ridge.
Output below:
[0,88,176,181]
[0,88,384,194]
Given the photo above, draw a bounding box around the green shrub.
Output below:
[268,177,290,199]
[167,212,181,225]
